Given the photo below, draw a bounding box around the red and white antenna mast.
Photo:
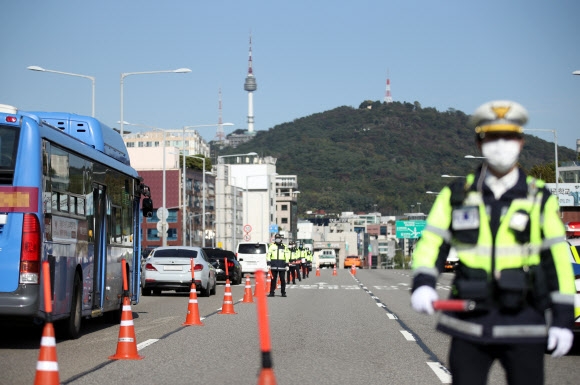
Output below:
[384,70,393,103]
[215,88,225,141]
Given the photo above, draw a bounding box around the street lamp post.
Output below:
[121,121,172,246]
[120,67,191,136]
[523,128,559,195]
[28,66,96,117]
[179,123,233,247]
[181,154,206,247]
[441,174,466,178]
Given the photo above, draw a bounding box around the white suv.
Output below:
[236,242,269,274]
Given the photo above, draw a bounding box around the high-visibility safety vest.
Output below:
[412,168,575,344]
[267,243,290,260]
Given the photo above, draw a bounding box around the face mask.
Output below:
[275,238,281,244]
[481,139,521,174]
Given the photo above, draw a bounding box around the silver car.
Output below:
[141,246,216,297]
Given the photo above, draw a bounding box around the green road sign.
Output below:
[396,220,426,239]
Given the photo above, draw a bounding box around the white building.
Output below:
[123,129,210,158]
[215,154,277,251]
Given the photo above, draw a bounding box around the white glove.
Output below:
[547,327,574,358]
[285,266,289,271]
[411,286,438,315]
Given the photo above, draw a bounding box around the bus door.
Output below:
[131,195,141,302]
[90,183,107,314]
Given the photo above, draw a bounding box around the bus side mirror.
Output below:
[142,198,153,217]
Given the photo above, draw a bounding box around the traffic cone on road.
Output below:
[265,271,272,294]
[351,264,356,276]
[109,296,143,360]
[332,266,337,276]
[315,266,320,276]
[182,282,204,326]
[242,275,254,303]
[34,322,60,385]
[219,279,237,314]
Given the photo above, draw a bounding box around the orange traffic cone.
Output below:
[242,275,254,303]
[109,296,143,360]
[219,279,237,314]
[258,368,277,385]
[332,266,337,276]
[34,322,60,385]
[315,266,320,276]
[351,264,356,276]
[265,271,272,294]
[182,283,204,326]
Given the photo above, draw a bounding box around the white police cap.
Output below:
[469,100,528,137]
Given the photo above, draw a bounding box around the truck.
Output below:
[316,249,337,269]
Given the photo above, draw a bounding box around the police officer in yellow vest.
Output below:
[267,233,290,297]
[300,243,312,278]
[302,246,308,278]
[410,101,575,385]
[287,241,301,284]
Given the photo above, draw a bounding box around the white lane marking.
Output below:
[427,362,452,383]
[386,313,398,319]
[137,339,159,350]
[376,303,386,308]
[400,330,416,341]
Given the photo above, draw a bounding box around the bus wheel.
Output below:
[63,274,82,339]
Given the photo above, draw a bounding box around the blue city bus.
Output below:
[0,104,152,338]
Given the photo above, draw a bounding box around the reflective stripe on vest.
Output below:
[439,314,549,338]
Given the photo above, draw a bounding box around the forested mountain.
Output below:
[219,101,578,215]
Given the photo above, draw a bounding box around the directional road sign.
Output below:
[395,220,426,239]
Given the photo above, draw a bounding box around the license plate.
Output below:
[163,266,183,271]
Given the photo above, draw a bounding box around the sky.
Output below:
[2,0,579,151]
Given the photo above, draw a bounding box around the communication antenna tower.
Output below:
[216,88,225,141]
[243,33,257,133]
[384,70,393,103]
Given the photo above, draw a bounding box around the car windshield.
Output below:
[153,249,198,259]
[238,244,266,254]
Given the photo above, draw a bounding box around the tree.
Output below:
[180,155,212,172]
[528,162,555,182]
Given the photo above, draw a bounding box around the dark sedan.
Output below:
[203,247,243,285]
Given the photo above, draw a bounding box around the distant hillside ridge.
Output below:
[223,100,577,215]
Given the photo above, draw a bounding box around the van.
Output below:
[236,242,269,274]
[317,249,336,268]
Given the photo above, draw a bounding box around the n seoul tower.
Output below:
[243,34,257,134]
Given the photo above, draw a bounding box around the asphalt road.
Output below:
[1,269,578,384]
